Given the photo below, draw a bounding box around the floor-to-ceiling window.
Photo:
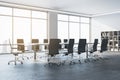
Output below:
[58,14,90,43]
[80,17,90,42]
[32,11,48,43]
[58,14,69,42]
[0,6,48,53]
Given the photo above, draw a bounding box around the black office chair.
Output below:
[64,39,68,49]
[99,38,108,60]
[58,39,62,49]
[48,39,61,65]
[90,39,98,53]
[78,39,86,63]
[88,39,99,61]
[44,39,48,50]
[64,39,74,64]
[100,39,108,53]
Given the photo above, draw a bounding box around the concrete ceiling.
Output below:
[0,0,120,29]
[0,0,120,16]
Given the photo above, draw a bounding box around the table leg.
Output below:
[34,51,36,60]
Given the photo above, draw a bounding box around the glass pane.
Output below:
[32,19,47,43]
[32,11,47,19]
[81,17,90,23]
[58,21,68,41]
[69,22,79,43]
[81,24,90,42]
[58,14,68,21]
[0,6,12,15]
[13,17,31,44]
[69,16,80,22]
[0,16,12,53]
[14,8,31,17]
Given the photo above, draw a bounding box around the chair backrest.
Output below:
[78,39,86,54]
[32,39,39,52]
[58,39,62,49]
[44,39,48,50]
[64,39,68,49]
[49,39,60,56]
[100,39,108,53]
[67,39,74,54]
[92,39,98,52]
[17,39,25,52]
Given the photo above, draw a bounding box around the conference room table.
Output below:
[10,43,49,61]
[9,42,98,61]
[32,43,49,61]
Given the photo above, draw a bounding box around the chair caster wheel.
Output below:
[21,62,23,64]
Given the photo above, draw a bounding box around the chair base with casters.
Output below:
[8,53,23,65]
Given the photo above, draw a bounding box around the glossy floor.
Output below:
[0,52,120,80]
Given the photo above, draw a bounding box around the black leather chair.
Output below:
[88,39,99,61]
[78,39,86,63]
[62,39,74,64]
[64,39,74,64]
[44,39,48,50]
[99,38,108,60]
[100,39,108,53]
[64,39,68,49]
[90,39,98,53]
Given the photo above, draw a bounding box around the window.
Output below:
[0,6,12,15]
[58,14,90,43]
[13,17,31,44]
[0,6,48,53]
[32,11,47,19]
[58,14,68,21]
[69,22,79,43]
[32,19,47,43]
[58,21,69,41]
[81,23,90,42]
[0,16,12,53]
[58,14,69,42]
[32,11,48,43]
[14,8,31,17]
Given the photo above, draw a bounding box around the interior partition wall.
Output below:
[0,6,48,53]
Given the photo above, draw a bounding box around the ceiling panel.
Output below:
[0,0,120,16]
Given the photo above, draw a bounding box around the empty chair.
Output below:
[64,39,68,49]
[99,38,108,60]
[78,39,86,63]
[32,39,39,52]
[58,39,62,49]
[100,39,108,53]
[8,40,23,65]
[87,39,99,61]
[17,39,29,60]
[90,39,98,53]
[31,39,40,60]
[48,39,61,65]
[63,39,74,64]
[44,39,48,50]
[48,39,59,56]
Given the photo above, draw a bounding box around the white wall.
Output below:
[48,12,58,39]
[91,18,117,43]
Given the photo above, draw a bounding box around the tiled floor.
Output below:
[0,52,120,80]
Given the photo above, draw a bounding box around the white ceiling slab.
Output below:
[0,0,120,16]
